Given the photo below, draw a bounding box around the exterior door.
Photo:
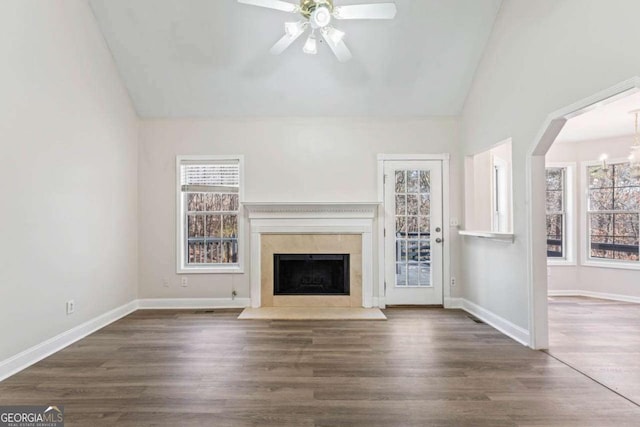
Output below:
[384,161,443,305]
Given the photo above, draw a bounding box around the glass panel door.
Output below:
[394,170,432,287]
[384,160,443,305]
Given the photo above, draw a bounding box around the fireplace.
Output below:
[274,254,350,296]
[246,202,378,308]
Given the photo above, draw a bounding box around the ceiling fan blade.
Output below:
[270,27,307,55]
[321,29,352,62]
[237,0,298,13]
[333,3,397,20]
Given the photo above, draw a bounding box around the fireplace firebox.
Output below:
[273,254,350,296]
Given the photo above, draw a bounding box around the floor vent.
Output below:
[195,310,215,314]
[467,315,484,324]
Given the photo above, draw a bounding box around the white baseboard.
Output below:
[548,290,640,304]
[444,297,462,309]
[137,298,251,309]
[454,298,530,347]
[0,300,138,382]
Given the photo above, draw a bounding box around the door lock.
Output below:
[435,227,441,233]
[435,238,443,244]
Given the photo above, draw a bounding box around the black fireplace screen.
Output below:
[273,254,350,296]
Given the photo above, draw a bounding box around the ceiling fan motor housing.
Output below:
[301,0,334,28]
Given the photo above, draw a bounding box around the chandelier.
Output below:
[630,109,640,167]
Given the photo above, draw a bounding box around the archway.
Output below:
[526,77,640,349]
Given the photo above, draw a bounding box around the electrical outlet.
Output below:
[450,218,460,227]
[181,277,188,287]
[66,300,75,315]
[450,277,456,287]
[163,279,170,288]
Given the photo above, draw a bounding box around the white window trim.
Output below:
[176,155,245,274]
[546,162,576,266]
[581,158,640,271]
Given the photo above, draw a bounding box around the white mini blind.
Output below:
[180,162,240,193]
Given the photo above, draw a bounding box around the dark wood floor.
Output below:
[1,308,639,426]
[548,296,640,405]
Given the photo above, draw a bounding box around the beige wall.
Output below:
[0,0,138,361]
[138,117,462,301]
[546,136,640,298]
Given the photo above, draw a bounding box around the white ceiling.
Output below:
[89,0,502,118]
[556,91,640,143]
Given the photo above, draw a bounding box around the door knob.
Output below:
[435,227,441,233]
[435,238,443,244]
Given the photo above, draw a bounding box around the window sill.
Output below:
[547,260,576,267]
[582,260,640,271]
[458,230,515,243]
[177,266,244,275]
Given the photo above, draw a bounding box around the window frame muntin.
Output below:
[582,159,640,270]
[176,155,245,274]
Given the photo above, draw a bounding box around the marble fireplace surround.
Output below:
[245,203,379,309]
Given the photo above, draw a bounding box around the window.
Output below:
[587,162,640,264]
[464,139,513,233]
[546,167,566,258]
[177,156,243,273]
[492,156,510,233]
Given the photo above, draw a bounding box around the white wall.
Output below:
[138,118,462,300]
[460,0,640,332]
[0,0,138,361]
[547,136,640,299]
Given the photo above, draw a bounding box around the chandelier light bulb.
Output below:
[599,153,608,169]
[628,109,640,166]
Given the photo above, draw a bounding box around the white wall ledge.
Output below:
[458,230,515,243]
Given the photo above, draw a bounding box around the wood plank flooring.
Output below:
[1,307,639,426]
[548,296,640,405]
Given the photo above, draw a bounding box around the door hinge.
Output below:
[384,228,386,237]
[384,281,387,293]
[383,174,387,184]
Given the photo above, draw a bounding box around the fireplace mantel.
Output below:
[246,202,380,308]
[244,202,380,219]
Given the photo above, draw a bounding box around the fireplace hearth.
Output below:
[274,254,350,296]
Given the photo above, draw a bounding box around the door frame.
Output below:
[376,154,451,309]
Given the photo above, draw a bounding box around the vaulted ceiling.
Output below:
[89,0,502,118]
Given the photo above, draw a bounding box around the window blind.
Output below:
[180,162,240,193]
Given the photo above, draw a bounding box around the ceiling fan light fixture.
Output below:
[284,21,305,37]
[303,32,318,55]
[325,27,345,44]
[239,0,397,62]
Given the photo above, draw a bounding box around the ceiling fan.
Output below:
[238,0,397,62]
